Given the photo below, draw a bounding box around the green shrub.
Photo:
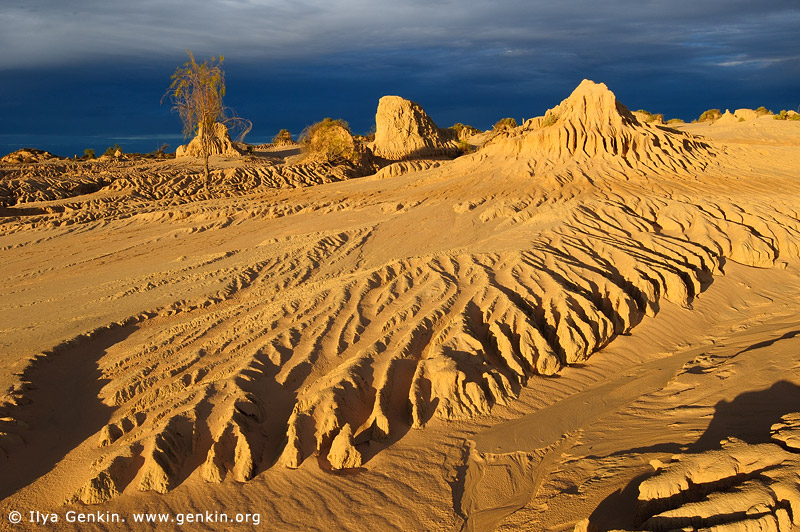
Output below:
[83,148,96,159]
[667,118,685,124]
[773,110,799,121]
[299,118,359,162]
[103,143,122,156]
[634,110,664,123]
[451,123,480,138]
[457,139,474,155]
[493,117,517,130]
[755,106,771,116]
[272,129,293,145]
[541,112,559,127]
[698,109,722,122]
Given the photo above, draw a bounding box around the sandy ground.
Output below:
[1,82,800,531]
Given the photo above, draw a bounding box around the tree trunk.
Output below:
[204,153,210,188]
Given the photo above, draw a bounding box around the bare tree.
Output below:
[163,50,251,186]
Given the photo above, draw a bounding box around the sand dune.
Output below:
[1,80,800,530]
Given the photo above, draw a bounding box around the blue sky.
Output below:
[1,0,799,155]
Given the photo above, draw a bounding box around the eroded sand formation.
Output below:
[370,95,460,160]
[1,80,800,530]
[580,413,800,531]
[175,122,242,158]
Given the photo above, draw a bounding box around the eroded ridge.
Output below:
[483,79,718,176]
[593,413,800,532]
[54,186,800,503]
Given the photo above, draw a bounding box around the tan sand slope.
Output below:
[1,79,800,531]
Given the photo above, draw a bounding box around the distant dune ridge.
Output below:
[1,80,800,531]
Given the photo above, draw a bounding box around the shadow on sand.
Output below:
[587,380,800,531]
[0,325,137,501]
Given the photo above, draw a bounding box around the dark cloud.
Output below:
[2,0,798,69]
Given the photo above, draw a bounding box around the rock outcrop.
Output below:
[734,108,760,121]
[370,96,460,160]
[1,148,58,164]
[485,79,717,174]
[715,109,740,125]
[175,122,241,158]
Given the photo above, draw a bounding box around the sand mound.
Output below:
[715,109,740,125]
[175,122,242,158]
[1,148,59,164]
[734,108,760,121]
[0,161,112,207]
[29,182,797,502]
[370,95,460,160]
[484,79,716,174]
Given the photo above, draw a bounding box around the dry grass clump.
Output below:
[492,117,518,131]
[697,109,722,122]
[450,123,481,140]
[457,139,474,155]
[272,129,293,145]
[774,110,800,121]
[635,109,664,123]
[541,111,559,127]
[300,118,355,160]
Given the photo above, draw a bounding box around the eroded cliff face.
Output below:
[369,95,459,160]
[176,122,242,158]
[483,79,717,176]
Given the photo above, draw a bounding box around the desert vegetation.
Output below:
[450,122,480,139]
[541,111,559,127]
[634,109,664,123]
[163,50,251,184]
[774,109,800,120]
[697,108,722,122]
[299,118,365,163]
[271,129,293,145]
[103,144,123,157]
[493,117,518,130]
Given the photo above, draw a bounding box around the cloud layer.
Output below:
[2,0,799,72]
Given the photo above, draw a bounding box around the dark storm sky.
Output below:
[1,0,799,154]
